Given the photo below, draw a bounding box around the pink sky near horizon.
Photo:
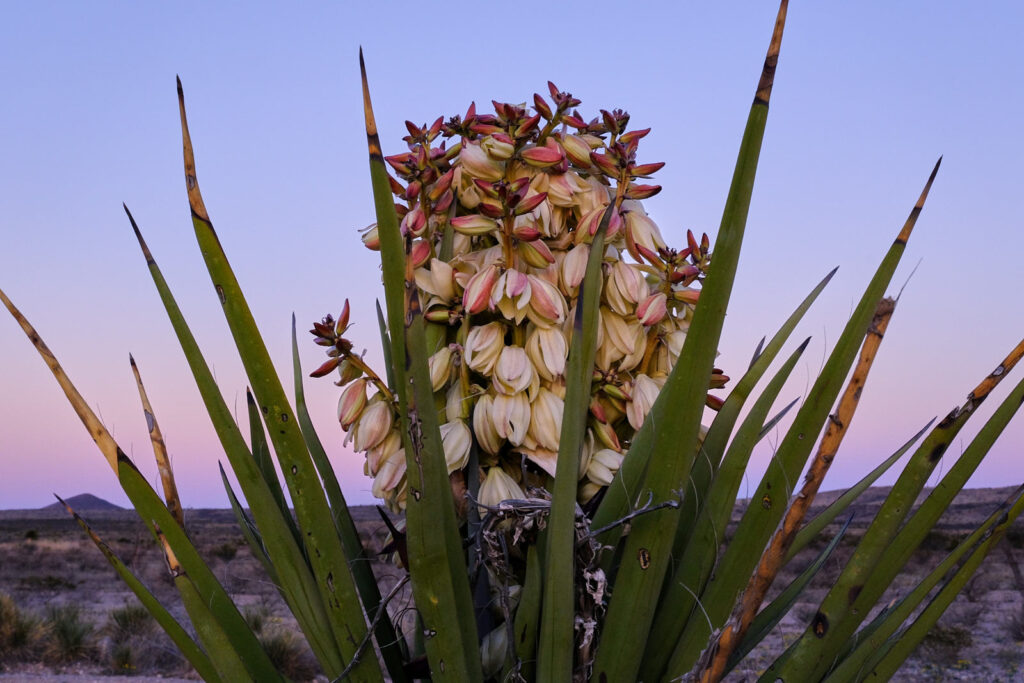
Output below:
[2,2,1023,511]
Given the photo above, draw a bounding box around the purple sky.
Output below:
[2,3,1023,509]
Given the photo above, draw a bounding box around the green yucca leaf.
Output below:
[117,458,282,680]
[124,205,348,675]
[669,269,835,559]
[725,515,852,675]
[640,337,808,680]
[176,79,380,680]
[591,6,789,680]
[537,204,611,681]
[662,156,942,678]
[785,419,933,562]
[376,301,396,390]
[696,297,898,680]
[508,543,543,681]
[0,286,281,680]
[820,484,1024,682]
[670,341,806,566]
[58,498,223,683]
[291,317,408,682]
[245,389,297,541]
[361,51,482,681]
[812,339,1024,671]
[221,463,280,585]
[593,265,833,568]
[770,337,1024,680]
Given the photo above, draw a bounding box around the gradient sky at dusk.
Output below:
[2,3,1023,509]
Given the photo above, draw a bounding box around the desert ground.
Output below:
[1,488,1023,682]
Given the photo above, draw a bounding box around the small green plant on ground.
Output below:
[44,603,94,662]
[0,593,47,662]
[4,2,1024,681]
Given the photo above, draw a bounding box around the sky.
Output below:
[2,2,1023,510]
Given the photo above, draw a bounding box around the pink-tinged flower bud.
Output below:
[337,378,368,430]
[626,374,662,431]
[428,168,456,201]
[491,392,531,445]
[463,265,500,315]
[460,142,505,182]
[545,172,582,208]
[478,467,525,512]
[630,161,665,178]
[576,206,607,243]
[637,292,668,326]
[335,300,351,334]
[451,214,498,236]
[586,448,625,487]
[607,260,648,316]
[518,239,556,269]
[560,244,590,293]
[401,206,427,237]
[512,223,542,242]
[353,399,393,452]
[365,429,401,476]
[521,139,564,168]
[526,275,567,327]
[481,134,515,160]
[526,325,567,381]
[409,239,432,269]
[493,345,537,396]
[513,191,548,216]
[439,420,472,473]
[619,127,650,144]
[528,388,563,452]
[533,93,553,119]
[477,198,505,219]
[405,180,421,202]
[465,321,505,375]
[673,289,700,305]
[590,418,621,451]
[434,188,455,213]
[360,223,381,251]
[624,183,661,200]
[590,151,620,177]
[428,346,454,392]
[560,133,593,168]
[472,394,503,455]
[515,114,541,138]
[371,447,406,499]
[623,207,667,259]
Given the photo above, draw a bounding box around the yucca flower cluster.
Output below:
[313,83,726,513]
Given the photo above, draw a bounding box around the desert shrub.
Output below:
[107,603,152,638]
[916,623,973,666]
[0,593,47,661]
[1005,524,1024,549]
[43,603,94,662]
[260,629,319,681]
[210,541,238,561]
[23,529,37,540]
[243,604,270,634]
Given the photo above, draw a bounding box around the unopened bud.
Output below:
[337,378,368,429]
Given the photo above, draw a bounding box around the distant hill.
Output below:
[42,493,124,512]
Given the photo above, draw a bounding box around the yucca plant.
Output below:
[4,2,1024,681]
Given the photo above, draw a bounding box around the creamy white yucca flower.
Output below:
[314,83,725,512]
